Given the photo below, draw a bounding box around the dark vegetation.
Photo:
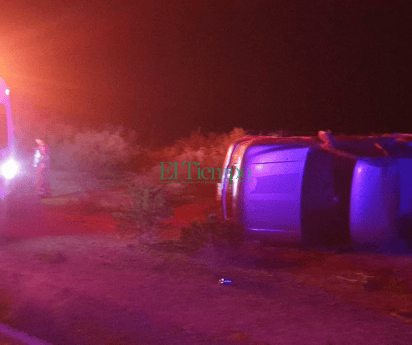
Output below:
[15,120,248,250]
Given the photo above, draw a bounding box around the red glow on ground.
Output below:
[3,206,118,239]
[2,197,219,242]
[157,200,219,241]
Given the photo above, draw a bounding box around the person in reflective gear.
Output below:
[33,139,51,197]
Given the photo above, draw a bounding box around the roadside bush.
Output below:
[114,182,174,232]
[150,127,248,181]
[162,127,248,166]
[53,125,139,173]
[15,118,139,174]
[180,214,244,253]
[16,117,247,175]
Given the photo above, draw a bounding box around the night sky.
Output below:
[1,0,411,146]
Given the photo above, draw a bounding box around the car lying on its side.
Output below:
[219,131,412,246]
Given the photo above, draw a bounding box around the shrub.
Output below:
[180,213,244,252]
[150,127,249,180]
[115,182,174,232]
[54,125,139,173]
[167,127,248,167]
[15,118,139,174]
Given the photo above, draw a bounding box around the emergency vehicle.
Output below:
[0,76,20,199]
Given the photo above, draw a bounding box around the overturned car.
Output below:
[219,132,412,246]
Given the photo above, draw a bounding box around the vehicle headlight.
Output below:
[1,158,20,180]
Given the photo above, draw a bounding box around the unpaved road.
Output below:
[1,201,412,344]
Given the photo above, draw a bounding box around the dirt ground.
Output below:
[1,174,412,344]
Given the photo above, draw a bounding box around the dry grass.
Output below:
[245,244,412,320]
